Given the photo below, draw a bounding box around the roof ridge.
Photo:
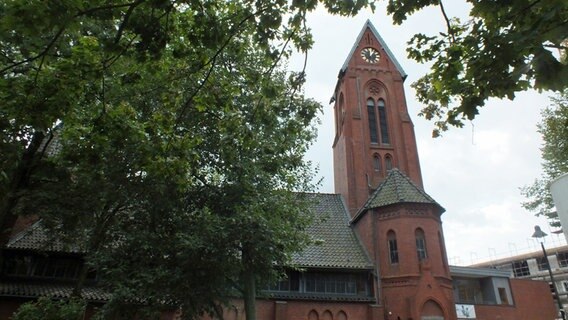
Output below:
[392,168,435,202]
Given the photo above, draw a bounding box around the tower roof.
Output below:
[340,19,407,79]
[352,169,444,222]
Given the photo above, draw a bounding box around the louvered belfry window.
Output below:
[367,98,378,143]
[367,98,390,145]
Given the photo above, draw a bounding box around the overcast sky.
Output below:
[292,2,566,266]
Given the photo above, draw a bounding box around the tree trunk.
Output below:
[0,131,47,271]
[242,267,256,320]
[0,131,46,245]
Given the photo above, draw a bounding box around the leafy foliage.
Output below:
[521,90,568,227]
[390,0,568,136]
[12,297,86,320]
[1,0,375,319]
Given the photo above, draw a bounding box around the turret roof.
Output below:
[352,169,444,223]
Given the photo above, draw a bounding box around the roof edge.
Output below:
[340,19,407,79]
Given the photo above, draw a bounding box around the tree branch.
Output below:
[1,1,143,75]
[175,7,269,125]
[114,0,145,44]
[439,0,456,44]
[0,25,66,75]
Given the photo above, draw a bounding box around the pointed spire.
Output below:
[340,19,407,79]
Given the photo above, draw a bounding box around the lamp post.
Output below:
[532,225,566,320]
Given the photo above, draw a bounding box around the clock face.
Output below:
[361,47,380,64]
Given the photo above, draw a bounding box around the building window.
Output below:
[367,98,378,143]
[367,97,390,145]
[498,287,510,305]
[337,93,345,135]
[558,252,568,268]
[536,256,549,271]
[266,272,369,297]
[454,278,483,304]
[267,271,300,292]
[387,230,399,264]
[385,154,393,171]
[304,273,358,295]
[373,154,382,172]
[415,228,428,261]
[3,254,85,280]
[511,260,530,277]
[563,281,568,292]
[377,99,390,144]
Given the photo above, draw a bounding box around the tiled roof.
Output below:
[292,193,373,270]
[7,220,84,254]
[7,195,372,270]
[353,169,443,221]
[0,280,110,302]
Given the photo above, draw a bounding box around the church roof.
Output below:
[292,193,373,270]
[7,194,372,270]
[7,220,84,254]
[0,281,109,302]
[353,169,444,222]
[340,19,407,79]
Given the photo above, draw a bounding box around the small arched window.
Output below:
[385,154,393,171]
[308,310,318,320]
[416,228,428,261]
[367,98,378,143]
[373,154,382,172]
[387,230,399,264]
[377,99,390,144]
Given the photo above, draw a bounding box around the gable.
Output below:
[340,19,407,79]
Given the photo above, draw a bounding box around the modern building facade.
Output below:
[0,20,558,320]
[473,244,568,317]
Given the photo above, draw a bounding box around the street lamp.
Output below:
[532,225,566,320]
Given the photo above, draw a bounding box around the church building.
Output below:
[248,20,556,320]
[0,20,558,320]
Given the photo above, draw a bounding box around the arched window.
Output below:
[387,230,399,264]
[373,154,382,172]
[308,310,319,320]
[367,98,378,143]
[377,99,390,144]
[416,228,428,261]
[385,154,393,171]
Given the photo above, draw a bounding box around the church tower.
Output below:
[332,20,423,217]
[332,21,457,320]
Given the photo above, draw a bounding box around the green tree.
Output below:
[0,0,374,243]
[390,0,568,136]
[12,297,86,320]
[1,1,372,319]
[521,90,568,227]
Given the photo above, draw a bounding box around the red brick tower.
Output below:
[332,21,423,217]
[332,20,457,320]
